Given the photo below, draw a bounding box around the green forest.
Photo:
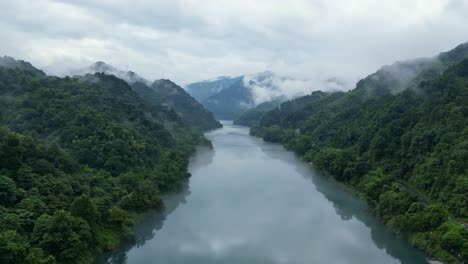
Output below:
[130,79,222,132]
[2,2,468,263]
[251,57,468,262]
[0,64,209,263]
[1,45,467,264]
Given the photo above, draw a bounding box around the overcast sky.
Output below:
[0,0,467,87]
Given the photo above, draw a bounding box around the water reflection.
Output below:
[95,123,428,264]
[255,137,426,263]
[308,173,427,263]
[94,182,191,264]
[248,127,427,264]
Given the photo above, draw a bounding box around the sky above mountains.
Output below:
[1,0,467,87]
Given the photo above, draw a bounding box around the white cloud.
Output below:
[244,72,346,105]
[0,0,467,86]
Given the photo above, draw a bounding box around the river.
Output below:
[95,122,428,264]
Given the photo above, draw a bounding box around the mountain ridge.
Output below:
[78,62,221,131]
[186,71,348,120]
[0,56,45,76]
[0,59,209,263]
[250,44,468,263]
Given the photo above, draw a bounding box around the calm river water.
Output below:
[95,122,427,264]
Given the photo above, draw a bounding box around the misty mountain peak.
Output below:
[216,75,233,80]
[152,79,186,96]
[0,56,45,75]
[91,61,116,72]
[356,41,468,96]
[153,78,176,86]
[78,62,150,85]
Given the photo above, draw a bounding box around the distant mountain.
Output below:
[186,71,296,120]
[233,99,283,126]
[187,71,344,120]
[80,62,221,131]
[185,76,242,102]
[200,77,255,120]
[143,79,222,131]
[0,56,45,75]
[356,42,468,96]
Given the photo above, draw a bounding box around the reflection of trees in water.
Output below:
[305,167,427,263]
[94,182,192,264]
[256,139,426,263]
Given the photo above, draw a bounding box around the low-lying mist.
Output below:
[243,71,348,105]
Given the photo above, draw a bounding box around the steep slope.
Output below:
[234,91,343,127]
[356,42,468,96]
[252,57,468,263]
[78,61,150,85]
[257,42,468,130]
[196,71,329,120]
[81,62,221,131]
[185,75,242,102]
[145,79,221,131]
[0,60,208,263]
[233,99,282,126]
[201,77,255,120]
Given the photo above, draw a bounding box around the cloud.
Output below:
[243,72,347,105]
[0,0,467,87]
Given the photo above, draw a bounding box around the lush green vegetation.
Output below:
[234,99,282,126]
[131,79,222,132]
[84,61,221,132]
[0,63,209,263]
[251,57,468,262]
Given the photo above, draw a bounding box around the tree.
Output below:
[313,148,355,181]
[438,222,467,254]
[32,211,91,261]
[25,247,56,264]
[0,175,17,206]
[109,206,128,227]
[0,230,29,264]
[421,205,449,230]
[70,194,99,225]
[17,196,47,217]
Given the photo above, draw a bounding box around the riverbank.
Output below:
[249,126,466,264]
[95,123,429,264]
[92,182,194,263]
[306,163,455,264]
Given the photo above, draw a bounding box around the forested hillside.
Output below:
[133,79,222,131]
[82,62,221,132]
[233,99,283,126]
[201,77,255,120]
[185,76,242,102]
[251,58,468,262]
[0,61,208,263]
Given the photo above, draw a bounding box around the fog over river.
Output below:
[95,122,427,264]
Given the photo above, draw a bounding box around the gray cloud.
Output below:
[0,0,467,87]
